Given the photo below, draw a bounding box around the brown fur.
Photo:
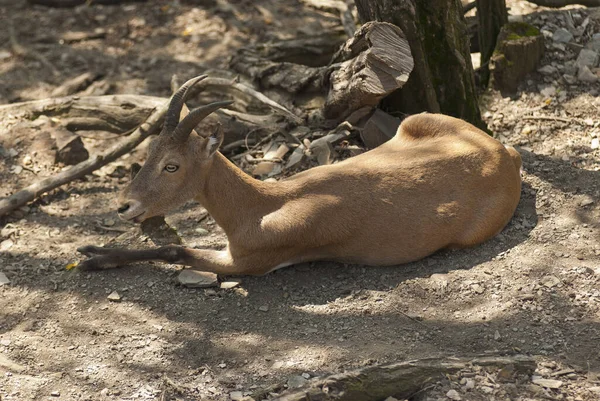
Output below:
[80,113,522,275]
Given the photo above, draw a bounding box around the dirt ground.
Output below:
[1,1,600,400]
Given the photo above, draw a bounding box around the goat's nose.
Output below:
[117,203,130,214]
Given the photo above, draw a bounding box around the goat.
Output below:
[77,75,522,275]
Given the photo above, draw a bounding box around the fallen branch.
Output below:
[201,77,303,124]
[0,104,166,218]
[272,355,536,401]
[526,0,600,6]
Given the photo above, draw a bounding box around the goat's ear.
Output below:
[202,126,224,157]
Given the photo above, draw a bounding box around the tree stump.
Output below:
[490,22,544,93]
[476,0,508,86]
[355,0,486,130]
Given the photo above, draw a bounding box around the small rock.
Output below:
[107,291,121,302]
[578,65,598,83]
[258,305,269,312]
[538,65,557,75]
[301,372,310,379]
[553,28,574,43]
[51,391,60,397]
[494,330,502,341]
[0,238,15,252]
[220,280,241,289]
[563,74,577,84]
[541,275,561,288]
[591,138,599,149]
[471,283,484,294]
[218,363,227,368]
[287,375,308,389]
[100,388,110,396]
[446,389,461,400]
[0,272,10,286]
[532,377,563,389]
[581,197,594,207]
[177,269,218,288]
[577,49,599,69]
[230,391,244,400]
[464,378,475,390]
[0,50,11,61]
[10,165,23,175]
[0,339,10,346]
[540,86,556,97]
[195,227,209,236]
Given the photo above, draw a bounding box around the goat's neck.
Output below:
[195,152,275,234]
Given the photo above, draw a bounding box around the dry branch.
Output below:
[272,355,536,401]
[527,0,600,6]
[0,104,165,218]
[0,95,164,133]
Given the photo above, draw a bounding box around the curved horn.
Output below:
[163,75,208,134]
[173,100,234,141]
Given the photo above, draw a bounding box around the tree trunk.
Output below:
[476,0,508,86]
[354,0,485,130]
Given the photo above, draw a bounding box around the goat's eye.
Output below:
[164,164,178,173]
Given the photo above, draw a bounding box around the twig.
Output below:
[521,115,581,124]
[0,104,167,218]
[221,138,257,153]
[201,77,303,124]
[9,21,59,77]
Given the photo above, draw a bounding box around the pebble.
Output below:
[541,275,560,288]
[531,377,563,389]
[494,330,502,341]
[0,272,10,286]
[107,291,121,302]
[220,280,241,289]
[258,305,269,312]
[177,269,218,288]
[0,339,11,346]
[578,65,598,83]
[230,391,244,400]
[538,65,557,75]
[51,391,60,397]
[287,375,308,388]
[553,28,573,43]
[195,228,209,236]
[576,49,599,69]
[0,239,14,252]
[446,389,461,400]
[591,138,599,149]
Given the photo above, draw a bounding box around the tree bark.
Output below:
[354,0,486,130]
[271,355,536,401]
[476,0,508,86]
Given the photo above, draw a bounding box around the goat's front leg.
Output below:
[76,244,245,275]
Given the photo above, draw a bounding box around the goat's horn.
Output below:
[173,100,234,141]
[163,75,208,134]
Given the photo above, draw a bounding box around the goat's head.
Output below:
[117,75,233,222]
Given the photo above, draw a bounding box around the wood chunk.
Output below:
[361,109,401,148]
[51,127,89,165]
[490,22,544,93]
[324,22,413,121]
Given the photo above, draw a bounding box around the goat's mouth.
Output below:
[118,210,146,223]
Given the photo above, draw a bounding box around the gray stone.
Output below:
[220,280,241,289]
[553,28,573,43]
[229,391,244,400]
[532,377,563,389]
[446,389,461,400]
[0,272,10,286]
[578,65,598,83]
[287,375,308,389]
[178,269,218,288]
[258,305,269,312]
[563,74,577,85]
[576,49,599,69]
[538,65,557,75]
[107,291,121,302]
